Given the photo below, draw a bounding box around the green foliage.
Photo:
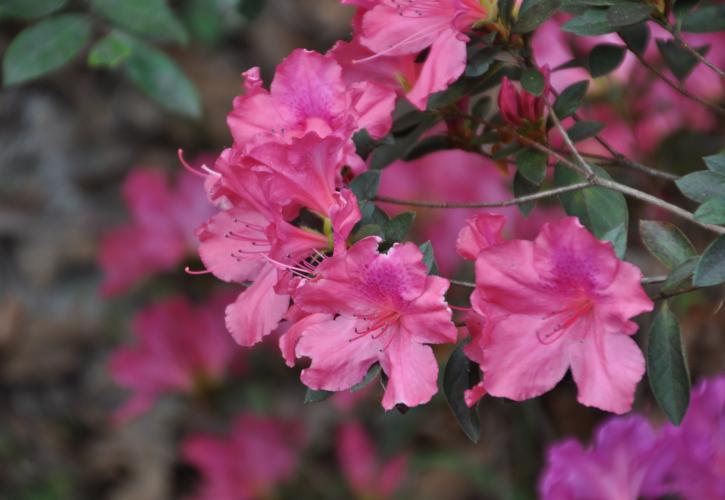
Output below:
[647,301,691,426]
[384,212,416,242]
[588,43,626,77]
[605,2,653,29]
[512,0,563,33]
[304,388,333,404]
[566,120,604,142]
[3,14,92,85]
[554,164,628,257]
[419,241,439,275]
[656,40,709,81]
[553,80,589,118]
[370,112,439,170]
[662,256,698,293]
[617,22,650,54]
[90,0,188,44]
[87,31,134,68]
[515,148,548,185]
[681,4,725,33]
[0,0,67,19]
[513,171,539,216]
[639,221,697,269]
[693,235,725,287]
[349,171,382,201]
[562,9,616,35]
[676,170,725,203]
[122,38,201,117]
[694,197,725,225]
[520,68,545,96]
[443,344,481,443]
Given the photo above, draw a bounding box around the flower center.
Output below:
[536,299,594,345]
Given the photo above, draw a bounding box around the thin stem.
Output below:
[641,275,668,285]
[619,34,725,115]
[548,107,594,178]
[450,279,476,288]
[374,182,590,209]
[583,152,680,181]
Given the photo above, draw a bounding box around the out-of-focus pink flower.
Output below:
[656,375,725,499]
[539,416,664,500]
[292,238,457,410]
[378,149,564,275]
[357,0,494,109]
[498,67,551,131]
[109,294,240,423]
[337,422,407,499]
[470,217,653,413]
[183,413,303,500]
[99,167,214,297]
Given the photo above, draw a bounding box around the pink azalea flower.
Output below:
[539,415,665,500]
[358,0,494,109]
[292,237,458,410]
[337,422,407,499]
[498,66,551,131]
[182,413,303,500]
[456,212,506,261]
[227,48,394,162]
[470,217,653,414]
[109,294,241,423]
[657,375,725,499]
[98,167,214,297]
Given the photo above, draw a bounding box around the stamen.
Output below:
[353,19,449,63]
[178,149,207,178]
[184,266,212,275]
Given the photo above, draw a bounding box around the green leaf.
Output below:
[443,344,481,443]
[370,113,439,170]
[694,197,725,225]
[703,152,725,175]
[90,0,188,44]
[553,80,589,118]
[513,171,539,216]
[639,220,697,269]
[617,22,650,55]
[512,0,563,33]
[181,0,226,45]
[353,224,385,242]
[351,364,381,392]
[554,163,628,256]
[87,31,134,68]
[405,135,453,161]
[349,171,381,200]
[567,120,605,142]
[602,223,627,258]
[681,4,725,33]
[304,388,333,404]
[588,43,626,77]
[676,170,725,203]
[562,9,616,36]
[520,68,545,96]
[492,141,523,160]
[515,148,548,185]
[693,235,725,287]
[122,39,201,118]
[471,96,491,120]
[239,0,265,20]
[3,14,92,86]
[662,256,698,293]
[0,0,67,19]
[656,39,709,81]
[498,0,517,25]
[384,212,416,242]
[465,47,497,77]
[647,301,691,426]
[419,241,439,275]
[606,2,653,29]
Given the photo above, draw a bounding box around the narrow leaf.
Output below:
[443,345,481,443]
[304,388,333,404]
[647,301,690,425]
[693,235,725,287]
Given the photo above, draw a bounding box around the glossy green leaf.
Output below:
[443,344,481,443]
[122,39,201,118]
[512,0,563,33]
[304,388,333,404]
[555,163,628,256]
[588,43,626,77]
[349,171,381,200]
[419,241,439,275]
[617,22,650,54]
[567,120,605,142]
[521,68,545,96]
[662,256,698,293]
[515,148,548,185]
[88,31,134,68]
[553,80,589,118]
[370,113,438,170]
[681,5,725,33]
[693,235,725,287]
[639,220,697,269]
[0,0,67,19]
[3,14,92,86]
[676,170,725,203]
[656,39,709,81]
[694,197,725,225]
[647,301,690,426]
[606,2,653,29]
[601,223,627,258]
[703,152,725,175]
[384,212,416,242]
[91,0,188,44]
[562,9,616,36]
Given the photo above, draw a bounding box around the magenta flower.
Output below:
[657,375,725,499]
[292,237,457,409]
[337,422,407,499]
[470,217,653,413]
[539,415,664,500]
[183,413,303,500]
[98,167,213,297]
[358,0,494,109]
[456,212,506,261]
[109,294,241,422]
